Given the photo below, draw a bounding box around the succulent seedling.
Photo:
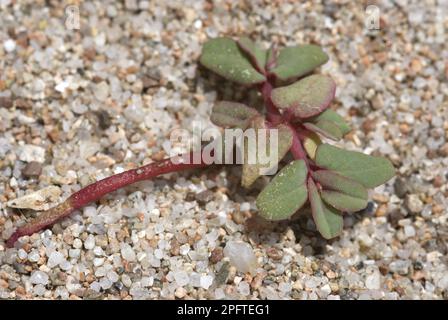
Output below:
[6,37,395,247]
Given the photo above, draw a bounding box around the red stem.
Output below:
[260,81,282,125]
[287,124,312,170]
[6,152,207,247]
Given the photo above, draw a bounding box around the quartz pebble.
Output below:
[47,251,64,268]
[29,271,49,285]
[174,271,189,287]
[84,235,95,250]
[200,275,214,290]
[405,194,424,214]
[365,271,381,290]
[3,39,16,52]
[237,281,250,296]
[94,82,110,101]
[17,145,46,163]
[120,243,136,261]
[224,241,258,274]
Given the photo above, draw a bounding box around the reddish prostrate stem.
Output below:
[260,81,282,125]
[6,152,207,247]
[288,124,312,171]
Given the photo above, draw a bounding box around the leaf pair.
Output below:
[255,158,347,239]
[303,109,351,141]
[311,144,394,238]
[315,144,395,189]
[254,158,348,239]
[256,143,395,239]
[201,37,335,122]
[200,37,329,86]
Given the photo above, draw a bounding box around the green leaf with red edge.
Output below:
[210,101,259,129]
[308,178,343,239]
[237,37,267,73]
[315,144,395,188]
[312,170,368,212]
[304,120,342,141]
[311,109,351,135]
[271,75,336,118]
[242,119,293,188]
[303,109,351,140]
[269,45,329,81]
[256,160,308,221]
[200,37,266,85]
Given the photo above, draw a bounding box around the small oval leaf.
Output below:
[237,37,267,73]
[200,37,266,85]
[308,109,351,135]
[303,120,342,141]
[312,170,368,199]
[210,101,259,129]
[271,75,336,118]
[321,191,367,212]
[256,160,308,220]
[312,170,368,212]
[308,178,343,239]
[303,131,322,160]
[315,144,395,188]
[270,45,329,81]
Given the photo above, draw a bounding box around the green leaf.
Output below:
[266,46,276,69]
[302,131,322,160]
[270,45,329,81]
[303,120,342,141]
[210,101,259,129]
[315,144,395,188]
[271,75,336,118]
[312,170,368,212]
[303,110,351,141]
[256,160,308,220]
[200,37,266,85]
[310,109,351,135]
[320,191,367,213]
[242,121,293,188]
[308,178,343,239]
[237,37,267,72]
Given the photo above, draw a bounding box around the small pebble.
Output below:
[21,161,42,178]
[29,271,49,285]
[120,243,136,261]
[84,235,95,250]
[224,241,258,274]
[3,39,16,52]
[405,194,424,214]
[47,251,64,268]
